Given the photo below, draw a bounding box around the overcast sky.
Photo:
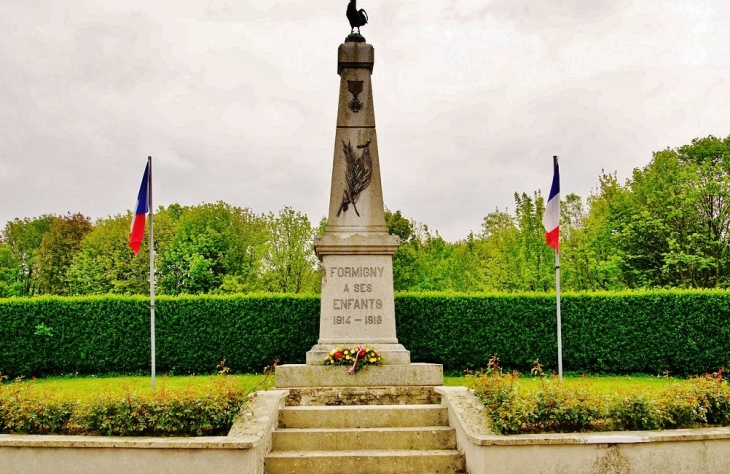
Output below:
[1,0,728,241]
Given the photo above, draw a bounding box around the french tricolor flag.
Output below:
[542,158,560,251]
[129,162,150,256]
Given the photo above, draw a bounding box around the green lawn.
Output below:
[446,374,687,395]
[2,373,686,401]
[1,374,275,402]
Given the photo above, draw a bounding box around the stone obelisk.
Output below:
[275,39,442,388]
[305,40,410,365]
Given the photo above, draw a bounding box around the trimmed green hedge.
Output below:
[471,363,730,434]
[0,375,246,436]
[398,290,730,375]
[0,294,319,378]
[1,290,729,378]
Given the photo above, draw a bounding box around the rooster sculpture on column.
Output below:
[346,0,368,35]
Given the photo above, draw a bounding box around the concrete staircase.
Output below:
[264,388,466,474]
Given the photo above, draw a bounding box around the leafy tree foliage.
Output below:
[34,213,93,295]
[0,215,55,296]
[260,207,319,294]
[0,242,22,297]
[599,135,730,289]
[158,202,269,295]
[1,134,728,296]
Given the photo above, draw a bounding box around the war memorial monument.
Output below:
[258,7,472,471]
[275,9,442,390]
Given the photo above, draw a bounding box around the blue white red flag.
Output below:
[542,159,560,251]
[129,162,150,256]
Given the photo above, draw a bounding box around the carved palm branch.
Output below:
[337,139,372,217]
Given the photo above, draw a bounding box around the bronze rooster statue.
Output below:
[346,0,368,35]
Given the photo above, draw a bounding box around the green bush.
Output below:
[1,289,729,378]
[395,290,730,375]
[0,294,319,377]
[471,362,730,434]
[0,375,246,436]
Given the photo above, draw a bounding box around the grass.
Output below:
[446,373,691,395]
[1,374,275,402]
[4,373,720,436]
[3,373,686,401]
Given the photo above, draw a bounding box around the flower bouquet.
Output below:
[324,346,383,374]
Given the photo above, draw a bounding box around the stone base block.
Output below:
[284,386,441,406]
[275,363,443,388]
[306,343,411,365]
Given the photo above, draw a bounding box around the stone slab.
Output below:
[284,386,440,406]
[264,449,465,474]
[306,343,410,365]
[315,254,400,346]
[278,404,448,429]
[275,363,443,388]
[314,233,399,256]
[272,426,456,451]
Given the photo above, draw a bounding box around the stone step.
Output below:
[285,386,441,406]
[272,426,457,451]
[264,449,466,474]
[278,404,449,429]
[275,363,443,388]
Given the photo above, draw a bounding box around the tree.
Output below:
[557,193,592,291]
[216,205,269,294]
[385,208,420,291]
[513,192,553,291]
[65,210,180,296]
[0,242,23,297]
[676,135,730,287]
[34,213,93,295]
[1,215,55,295]
[158,202,267,295]
[478,208,520,291]
[260,207,318,293]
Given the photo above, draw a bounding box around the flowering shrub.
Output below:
[0,362,277,436]
[324,346,382,374]
[0,376,244,436]
[471,357,730,435]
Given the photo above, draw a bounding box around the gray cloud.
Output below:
[1,0,729,240]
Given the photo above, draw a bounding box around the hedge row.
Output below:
[0,375,245,436]
[397,290,730,375]
[471,362,730,434]
[0,294,319,378]
[1,290,729,378]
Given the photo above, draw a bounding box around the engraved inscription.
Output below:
[333,315,381,325]
[328,264,385,326]
[330,266,384,278]
[333,298,383,310]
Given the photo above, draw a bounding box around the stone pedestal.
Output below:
[277,40,441,387]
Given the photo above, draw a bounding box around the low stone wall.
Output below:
[6,387,730,474]
[0,390,288,474]
[437,386,730,474]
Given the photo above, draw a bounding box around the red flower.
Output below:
[334,351,343,360]
[357,347,367,357]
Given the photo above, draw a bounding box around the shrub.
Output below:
[0,294,318,377]
[396,290,730,376]
[471,363,730,434]
[1,289,729,378]
[0,373,254,436]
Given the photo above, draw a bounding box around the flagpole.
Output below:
[148,156,156,390]
[553,155,563,382]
